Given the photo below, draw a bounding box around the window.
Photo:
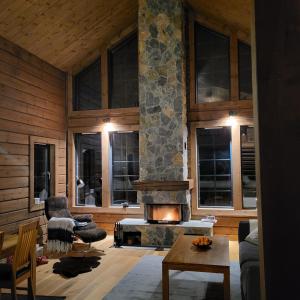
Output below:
[241,126,256,208]
[110,131,139,206]
[238,41,252,100]
[109,33,138,108]
[73,58,101,111]
[30,137,58,211]
[195,23,230,103]
[75,133,102,207]
[197,127,232,207]
[34,144,53,203]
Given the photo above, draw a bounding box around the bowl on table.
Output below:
[192,236,212,249]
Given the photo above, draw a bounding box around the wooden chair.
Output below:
[0,220,39,300]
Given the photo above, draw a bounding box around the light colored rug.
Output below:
[104,255,241,300]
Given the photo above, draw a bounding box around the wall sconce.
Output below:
[229,111,237,117]
[103,117,114,132]
[227,111,238,126]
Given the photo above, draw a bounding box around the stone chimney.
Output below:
[137,0,190,221]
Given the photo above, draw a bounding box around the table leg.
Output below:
[223,267,230,300]
[162,263,169,300]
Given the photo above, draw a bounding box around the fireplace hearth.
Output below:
[146,204,182,224]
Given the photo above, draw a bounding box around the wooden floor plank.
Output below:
[15,235,239,299]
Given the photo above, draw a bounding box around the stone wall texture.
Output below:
[138,0,190,218]
[139,0,187,181]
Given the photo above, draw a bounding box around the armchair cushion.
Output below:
[77,228,107,243]
[73,214,93,223]
[74,222,96,231]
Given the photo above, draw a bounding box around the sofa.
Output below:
[238,220,260,300]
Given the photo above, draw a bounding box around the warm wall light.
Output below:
[227,111,238,126]
[103,122,114,132]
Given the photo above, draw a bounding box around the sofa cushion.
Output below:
[240,260,261,300]
[245,227,259,245]
[239,240,259,266]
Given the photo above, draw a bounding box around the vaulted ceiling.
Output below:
[0,0,251,72]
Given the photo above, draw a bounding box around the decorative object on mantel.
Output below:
[132,179,194,191]
[201,215,218,224]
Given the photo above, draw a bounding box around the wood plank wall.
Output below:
[0,36,66,237]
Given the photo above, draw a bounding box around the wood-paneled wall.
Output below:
[0,36,66,235]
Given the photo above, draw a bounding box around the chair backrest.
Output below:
[13,220,39,271]
[45,196,73,220]
[0,231,4,251]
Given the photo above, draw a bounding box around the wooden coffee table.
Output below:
[162,235,230,300]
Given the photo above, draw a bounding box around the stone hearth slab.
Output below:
[117,218,213,247]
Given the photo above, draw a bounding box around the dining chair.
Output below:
[0,220,39,300]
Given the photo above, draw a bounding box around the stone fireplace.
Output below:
[136,0,191,222]
[146,204,182,224]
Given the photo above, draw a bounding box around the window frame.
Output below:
[190,119,257,217]
[68,124,143,215]
[73,57,102,111]
[30,136,59,212]
[188,12,253,112]
[108,31,139,109]
[194,23,231,104]
[74,132,103,207]
[238,40,253,101]
[196,126,233,208]
[109,130,139,207]
[240,125,257,209]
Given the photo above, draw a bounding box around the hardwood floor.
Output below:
[22,235,239,299]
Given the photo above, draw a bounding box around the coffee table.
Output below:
[162,235,230,300]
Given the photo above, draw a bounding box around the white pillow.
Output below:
[245,227,259,245]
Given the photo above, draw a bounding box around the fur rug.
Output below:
[53,256,101,278]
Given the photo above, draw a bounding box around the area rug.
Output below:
[53,256,101,278]
[104,255,241,300]
[0,295,65,300]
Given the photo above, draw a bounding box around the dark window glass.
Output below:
[34,144,52,202]
[73,58,101,110]
[75,133,102,207]
[195,23,230,103]
[197,127,232,207]
[109,33,138,108]
[238,41,252,100]
[110,131,139,206]
[241,126,256,208]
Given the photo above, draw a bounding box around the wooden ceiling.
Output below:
[0,0,251,73]
[0,0,138,72]
[187,0,251,35]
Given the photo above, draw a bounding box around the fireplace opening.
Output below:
[146,204,182,224]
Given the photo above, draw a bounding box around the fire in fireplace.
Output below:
[146,204,182,224]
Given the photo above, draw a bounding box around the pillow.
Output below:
[245,227,259,245]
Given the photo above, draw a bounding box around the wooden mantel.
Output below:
[132,179,194,191]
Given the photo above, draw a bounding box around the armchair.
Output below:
[45,196,106,253]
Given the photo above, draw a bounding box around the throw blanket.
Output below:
[47,217,75,253]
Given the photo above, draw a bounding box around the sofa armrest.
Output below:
[238,221,250,243]
[73,214,93,222]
